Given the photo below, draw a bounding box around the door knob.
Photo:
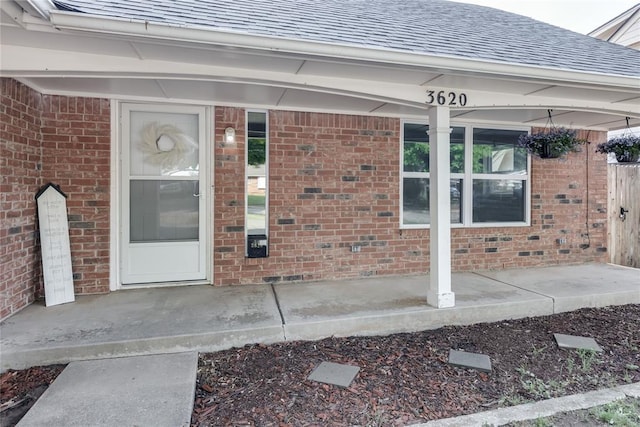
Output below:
[620,206,628,221]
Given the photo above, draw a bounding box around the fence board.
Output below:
[608,164,640,268]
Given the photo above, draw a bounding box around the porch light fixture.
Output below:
[224,127,236,144]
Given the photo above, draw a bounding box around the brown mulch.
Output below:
[0,364,65,427]
[1,305,638,427]
[192,304,640,426]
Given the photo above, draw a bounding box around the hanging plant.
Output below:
[595,135,640,163]
[517,110,585,158]
[518,127,585,159]
[139,122,196,170]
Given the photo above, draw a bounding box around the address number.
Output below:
[426,90,467,107]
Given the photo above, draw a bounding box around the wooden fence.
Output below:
[608,163,640,268]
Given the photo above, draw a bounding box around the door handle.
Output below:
[620,206,628,221]
[193,193,201,197]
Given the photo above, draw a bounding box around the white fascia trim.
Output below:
[16,0,55,19]
[48,11,639,91]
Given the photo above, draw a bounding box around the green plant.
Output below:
[532,417,553,427]
[516,367,552,399]
[498,393,526,407]
[531,344,547,357]
[366,408,389,427]
[576,349,598,372]
[590,398,640,426]
[518,127,585,158]
[516,367,570,400]
[596,135,640,163]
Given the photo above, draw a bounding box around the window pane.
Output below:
[472,128,527,174]
[129,111,199,177]
[403,177,429,224]
[130,180,199,242]
[472,179,525,222]
[247,112,267,235]
[403,178,462,225]
[404,123,429,172]
[450,179,462,223]
[403,124,465,173]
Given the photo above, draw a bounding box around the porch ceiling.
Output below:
[1,10,639,130]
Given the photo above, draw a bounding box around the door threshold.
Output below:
[120,280,211,290]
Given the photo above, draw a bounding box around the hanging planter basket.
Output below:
[596,135,640,164]
[518,127,585,159]
[517,110,585,159]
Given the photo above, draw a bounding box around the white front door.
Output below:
[120,104,207,285]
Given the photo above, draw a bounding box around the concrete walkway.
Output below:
[2,263,639,371]
[2,263,639,426]
[16,352,197,427]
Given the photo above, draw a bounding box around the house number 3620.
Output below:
[426,90,468,107]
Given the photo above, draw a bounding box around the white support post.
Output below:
[427,106,455,308]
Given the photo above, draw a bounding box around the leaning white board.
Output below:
[36,184,75,306]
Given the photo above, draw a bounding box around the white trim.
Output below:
[48,11,639,89]
[109,100,120,291]
[206,106,213,285]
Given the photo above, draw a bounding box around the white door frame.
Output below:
[109,100,213,290]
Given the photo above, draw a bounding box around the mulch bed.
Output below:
[0,364,66,427]
[192,304,640,426]
[1,305,638,426]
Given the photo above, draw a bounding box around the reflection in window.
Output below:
[472,180,525,222]
[472,128,528,174]
[401,123,529,227]
[246,111,268,257]
[402,123,464,226]
[403,124,465,173]
[130,180,199,242]
[402,178,462,225]
[247,112,267,235]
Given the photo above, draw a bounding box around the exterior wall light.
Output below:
[224,127,236,144]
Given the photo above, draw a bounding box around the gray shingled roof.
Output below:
[52,0,640,77]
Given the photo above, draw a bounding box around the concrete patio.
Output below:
[2,263,639,371]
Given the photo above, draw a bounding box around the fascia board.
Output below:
[588,4,640,38]
[608,8,640,44]
[48,11,640,91]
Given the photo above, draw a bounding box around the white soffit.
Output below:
[278,88,384,112]
[426,73,550,95]
[24,77,166,98]
[132,41,305,73]
[528,85,640,103]
[451,108,551,123]
[370,103,432,117]
[297,60,438,85]
[157,80,286,105]
[455,108,640,129]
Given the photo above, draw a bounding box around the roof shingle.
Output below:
[51,0,640,77]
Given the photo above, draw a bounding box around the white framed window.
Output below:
[401,121,530,228]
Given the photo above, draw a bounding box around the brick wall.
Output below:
[40,94,111,295]
[1,79,111,320]
[2,84,609,317]
[1,79,43,319]
[212,109,609,285]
